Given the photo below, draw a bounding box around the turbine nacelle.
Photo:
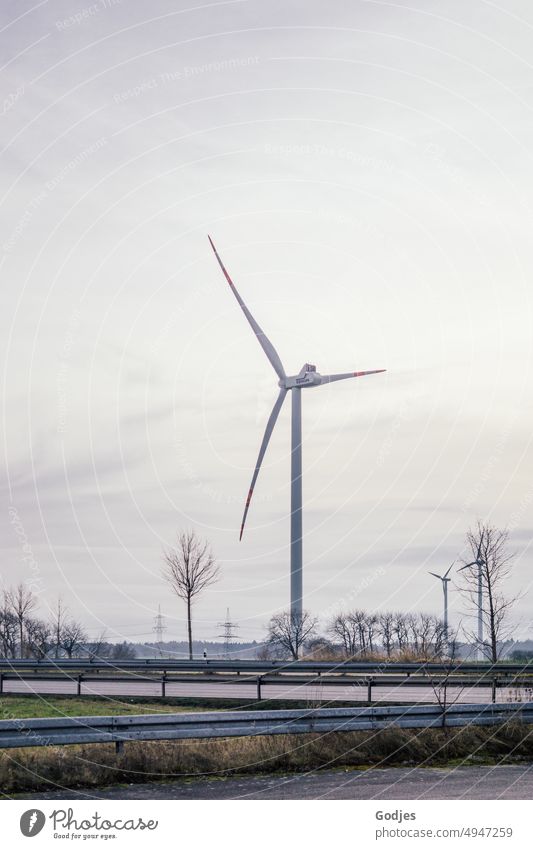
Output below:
[429,563,454,585]
[282,364,321,389]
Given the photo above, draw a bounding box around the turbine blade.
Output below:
[240,388,287,539]
[208,236,286,379]
[319,369,386,384]
[428,572,441,579]
[444,563,454,578]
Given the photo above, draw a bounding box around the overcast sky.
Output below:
[1,0,533,646]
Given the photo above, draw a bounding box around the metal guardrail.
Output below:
[2,671,532,703]
[3,672,531,687]
[0,702,531,750]
[2,659,532,705]
[1,658,532,675]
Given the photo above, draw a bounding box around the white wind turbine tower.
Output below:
[458,539,486,662]
[428,564,453,649]
[209,237,386,640]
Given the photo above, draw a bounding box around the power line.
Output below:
[152,605,167,656]
[217,608,239,659]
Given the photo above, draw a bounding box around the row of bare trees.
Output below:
[262,608,447,660]
[0,585,137,660]
[328,610,447,659]
[0,585,87,659]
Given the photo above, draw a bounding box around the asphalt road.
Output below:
[2,677,525,704]
[17,765,533,800]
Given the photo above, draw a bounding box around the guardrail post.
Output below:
[256,677,262,701]
[0,673,3,694]
[492,678,497,704]
[161,672,167,699]
[367,678,373,704]
[115,740,124,756]
[77,674,82,696]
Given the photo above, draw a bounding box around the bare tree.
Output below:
[267,609,318,660]
[86,629,109,660]
[329,610,379,658]
[60,619,87,658]
[0,599,17,658]
[6,584,37,658]
[417,613,437,658]
[366,613,378,653]
[431,616,447,659]
[459,521,520,663]
[25,617,51,659]
[256,641,287,660]
[352,609,369,654]
[305,636,338,660]
[406,613,420,654]
[111,641,137,660]
[328,612,359,656]
[392,612,408,651]
[50,597,68,659]
[446,626,461,662]
[162,531,220,660]
[377,611,395,657]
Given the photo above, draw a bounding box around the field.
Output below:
[0,695,211,720]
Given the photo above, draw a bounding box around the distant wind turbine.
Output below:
[428,563,454,649]
[208,236,386,635]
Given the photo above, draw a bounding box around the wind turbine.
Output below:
[428,563,453,649]
[208,236,386,637]
[458,539,486,661]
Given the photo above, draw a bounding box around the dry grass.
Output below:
[3,722,533,796]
